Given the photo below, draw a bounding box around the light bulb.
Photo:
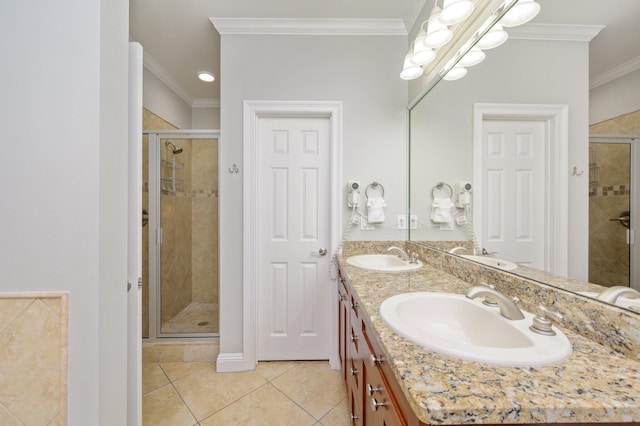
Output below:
[400,52,424,80]
[424,6,453,49]
[439,0,475,26]
[411,31,436,66]
[501,0,540,27]
[458,47,486,67]
[476,22,508,50]
[443,65,467,81]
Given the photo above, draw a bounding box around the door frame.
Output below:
[473,103,569,276]
[243,100,343,371]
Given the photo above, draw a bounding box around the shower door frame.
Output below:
[146,130,221,340]
[589,134,640,290]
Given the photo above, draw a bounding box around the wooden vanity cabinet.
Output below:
[339,270,422,426]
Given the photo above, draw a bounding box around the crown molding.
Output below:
[210,17,407,36]
[192,98,221,109]
[508,23,604,42]
[143,51,194,106]
[590,55,640,90]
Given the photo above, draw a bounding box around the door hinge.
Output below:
[138,277,143,289]
[627,229,635,245]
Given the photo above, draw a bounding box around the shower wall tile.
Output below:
[590,109,640,134]
[192,140,218,305]
[0,294,68,426]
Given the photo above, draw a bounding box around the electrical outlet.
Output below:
[409,215,418,230]
[397,215,408,230]
[360,216,375,231]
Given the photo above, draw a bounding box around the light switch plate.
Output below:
[397,215,408,230]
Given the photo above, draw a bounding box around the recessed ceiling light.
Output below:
[198,71,215,82]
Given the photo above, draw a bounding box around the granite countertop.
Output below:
[338,258,640,425]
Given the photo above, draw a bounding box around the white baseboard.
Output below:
[216,352,253,372]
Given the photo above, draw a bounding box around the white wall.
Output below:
[218,33,408,355]
[0,0,129,424]
[143,67,192,129]
[590,68,640,125]
[409,38,590,280]
[192,106,221,129]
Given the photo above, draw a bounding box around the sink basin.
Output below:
[346,254,422,272]
[379,292,572,367]
[577,291,640,312]
[461,255,518,271]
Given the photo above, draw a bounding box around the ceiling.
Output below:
[129,0,640,105]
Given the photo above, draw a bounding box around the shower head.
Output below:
[165,141,183,154]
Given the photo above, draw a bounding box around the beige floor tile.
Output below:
[200,383,316,426]
[159,361,212,382]
[143,363,170,395]
[318,398,350,426]
[271,361,345,420]
[173,364,267,421]
[142,384,197,426]
[255,361,299,381]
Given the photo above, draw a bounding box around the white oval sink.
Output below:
[461,255,518,271]
[379,292,572,367]
[346,254,422,272]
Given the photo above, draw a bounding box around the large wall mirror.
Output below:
[408,0,640,314]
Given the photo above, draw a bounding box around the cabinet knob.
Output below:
[370,354,384,366]
[367,383,382,395]
[350,367,359,376]
[350,334,358,342]
[350,413,359,422]
[338,293,346,302]
[350,301,359,310]
[371,397,388,411]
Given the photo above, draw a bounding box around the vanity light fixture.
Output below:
[400,46,425,80]
[439,0,475,26]
[500,0,540,27]
[443,64,467,81]
[475,22,508,50]
[197,71,215,82]
[423,4,453,49]
[458,46,486,67]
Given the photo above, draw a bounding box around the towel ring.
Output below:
[365,181,385,199]
[431,182,453,199]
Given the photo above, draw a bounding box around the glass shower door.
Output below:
[146,132,219,338]
[588,138,633,287]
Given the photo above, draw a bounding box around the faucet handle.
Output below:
[529,306,563,336]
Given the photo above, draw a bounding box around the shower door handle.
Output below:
[311,248,328,256]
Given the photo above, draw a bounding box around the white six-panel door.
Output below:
[482,119,546,269]
[256,116,331,360]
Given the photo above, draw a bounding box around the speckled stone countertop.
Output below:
[338,253,640,424]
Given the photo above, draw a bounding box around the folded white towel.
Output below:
[367,197,386,223]
[431,197,453,224]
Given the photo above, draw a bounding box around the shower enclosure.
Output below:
[588,135,639,289]
[143,130,219,338]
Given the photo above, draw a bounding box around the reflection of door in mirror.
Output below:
[588,138,632,288]
[480,119,546,270]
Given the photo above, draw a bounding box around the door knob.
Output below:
[311,248,328,256]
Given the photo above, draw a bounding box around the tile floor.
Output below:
[143,360,350,425]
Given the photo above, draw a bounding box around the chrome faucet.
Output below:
[464,286,525,320]
[596,286,640,304]
[387,246,410,261]
[448,246,469,254]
